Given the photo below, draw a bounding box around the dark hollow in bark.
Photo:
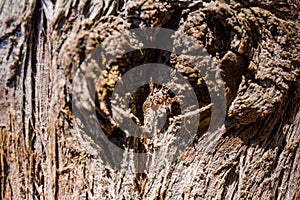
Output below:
[0,0,299,199]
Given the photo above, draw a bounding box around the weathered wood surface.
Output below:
[0,0,299,199]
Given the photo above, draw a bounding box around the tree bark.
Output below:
[0,0,299,199]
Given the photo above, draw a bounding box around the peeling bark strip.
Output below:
[0,0,300,199]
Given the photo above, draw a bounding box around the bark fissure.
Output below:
[0,0,299,199]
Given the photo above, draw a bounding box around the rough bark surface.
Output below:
[0,0,299,199]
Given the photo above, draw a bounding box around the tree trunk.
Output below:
[0,0,299,199]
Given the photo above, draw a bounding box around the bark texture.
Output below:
[0,0,299,199]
